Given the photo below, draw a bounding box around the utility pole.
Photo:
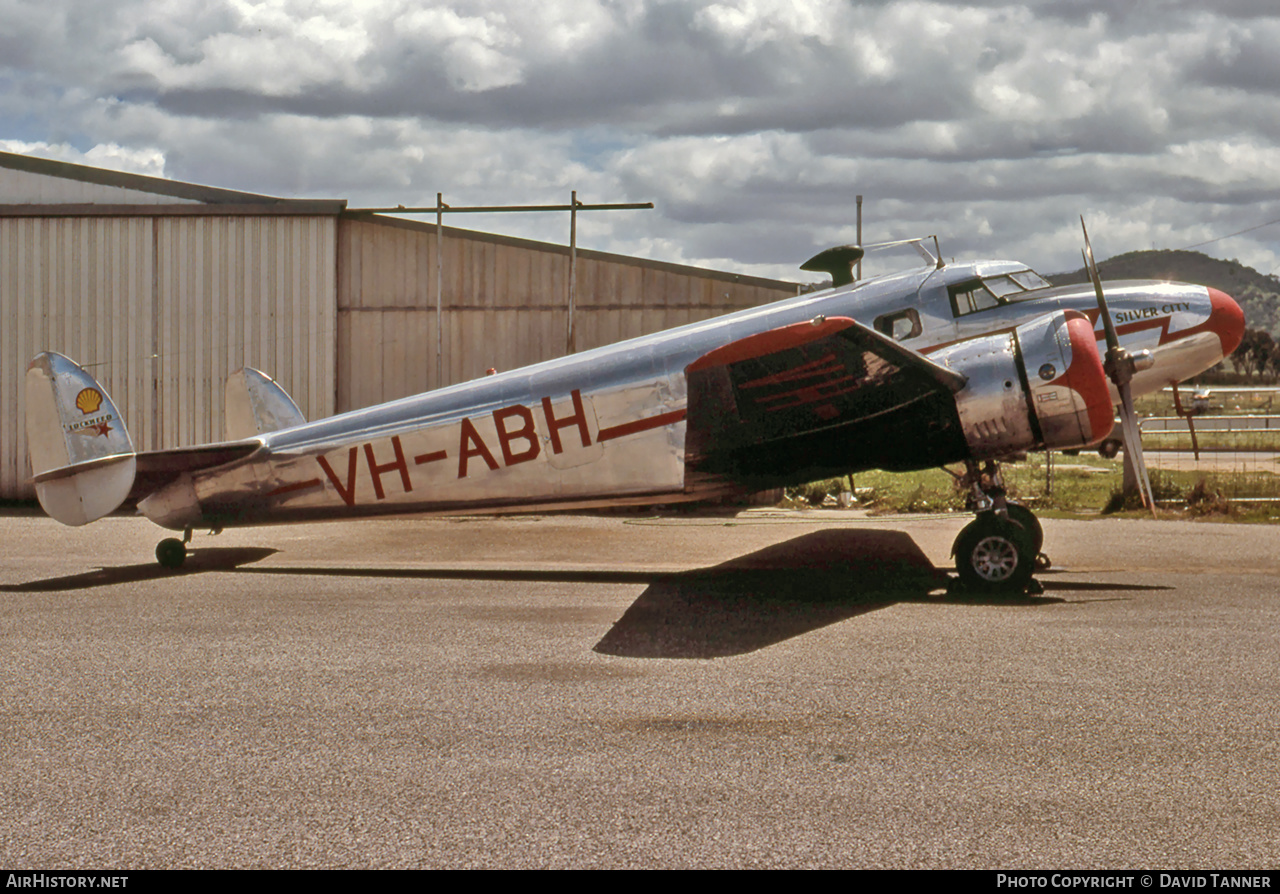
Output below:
[856,194,863,281]
[352,196,653,384]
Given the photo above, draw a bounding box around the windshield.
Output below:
[1009,270,1050,291]
[950,268,1052,316]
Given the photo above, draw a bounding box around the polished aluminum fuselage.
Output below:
[144,262,1234,529]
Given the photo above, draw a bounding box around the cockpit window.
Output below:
[982,275,1026,300]
[1009,270,1050,291]
[950,268,1050,316]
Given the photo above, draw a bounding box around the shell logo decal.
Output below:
[75,388,104,415]
[68,387,113,437]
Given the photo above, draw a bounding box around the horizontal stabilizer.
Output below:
[130,442,261,505]
[26,352,137,526]
[224,368,306,439]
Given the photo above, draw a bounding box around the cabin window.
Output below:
[949,279,1001,316]
[874,309,922,341]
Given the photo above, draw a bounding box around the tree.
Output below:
[1234,329,1270,380]
[1248,329,1277,382]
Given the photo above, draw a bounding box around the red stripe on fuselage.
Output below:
[266,478,323,497]
[596,409,687,442]
[920,314,1199,355]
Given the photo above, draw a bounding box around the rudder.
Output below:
[26,352,136,526]
[224,367,306,439]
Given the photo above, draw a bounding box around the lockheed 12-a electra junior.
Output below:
[25,223,1244,592]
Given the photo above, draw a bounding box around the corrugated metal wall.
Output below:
[337,215,798,412]
[152,216,336,450]
[1,214,336,498]
[1,217,153,498]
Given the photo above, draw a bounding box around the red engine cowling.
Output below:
[934,310,1114,460]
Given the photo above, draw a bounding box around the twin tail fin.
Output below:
[26,353,306,528]
[25,352,136,526]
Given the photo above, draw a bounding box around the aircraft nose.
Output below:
[1207,288,1245,357]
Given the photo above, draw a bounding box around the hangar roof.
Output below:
[0,150,346,214]
[0,150,797,288]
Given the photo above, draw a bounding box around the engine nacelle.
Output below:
[934,310,1113,460]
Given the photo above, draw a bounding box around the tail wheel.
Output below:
[155,538,187,569]
[953,515,1035,594]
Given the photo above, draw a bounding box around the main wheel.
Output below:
[155,538,187,569]
[953,516,1035,594]
[999,503,1044,556]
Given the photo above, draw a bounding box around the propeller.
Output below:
[1081,217,1158,515]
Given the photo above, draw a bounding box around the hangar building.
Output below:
[0,151,799,498]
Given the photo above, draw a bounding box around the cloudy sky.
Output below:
[4,0,1280,283]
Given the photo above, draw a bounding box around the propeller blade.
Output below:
[1081,216,1156,515]
[1081,217,1121,357]
[1118,382,1157,514]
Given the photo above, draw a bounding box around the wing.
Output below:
[684,315,971,489]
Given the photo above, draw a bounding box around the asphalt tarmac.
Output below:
[1,508,1277,868]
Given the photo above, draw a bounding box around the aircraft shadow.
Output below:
[0,547,278,592]
[3,534,1172,659]
[595,528,1010,658]
[236,529,958,658]
[238,566,660,585]
[594,529,957,659]
[595,537,1170,659]
[1038,578,1173,592]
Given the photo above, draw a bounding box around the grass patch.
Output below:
[1134,390,1280,417]
[799,452,1280,519]
[1143,431,1280,452]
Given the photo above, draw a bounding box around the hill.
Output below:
[1050,249,1280,337]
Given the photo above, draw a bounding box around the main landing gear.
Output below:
[949,461,1048,595]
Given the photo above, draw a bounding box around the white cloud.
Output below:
[394,5,523,91]
[0,139,168,177]
[693,0,836,53]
